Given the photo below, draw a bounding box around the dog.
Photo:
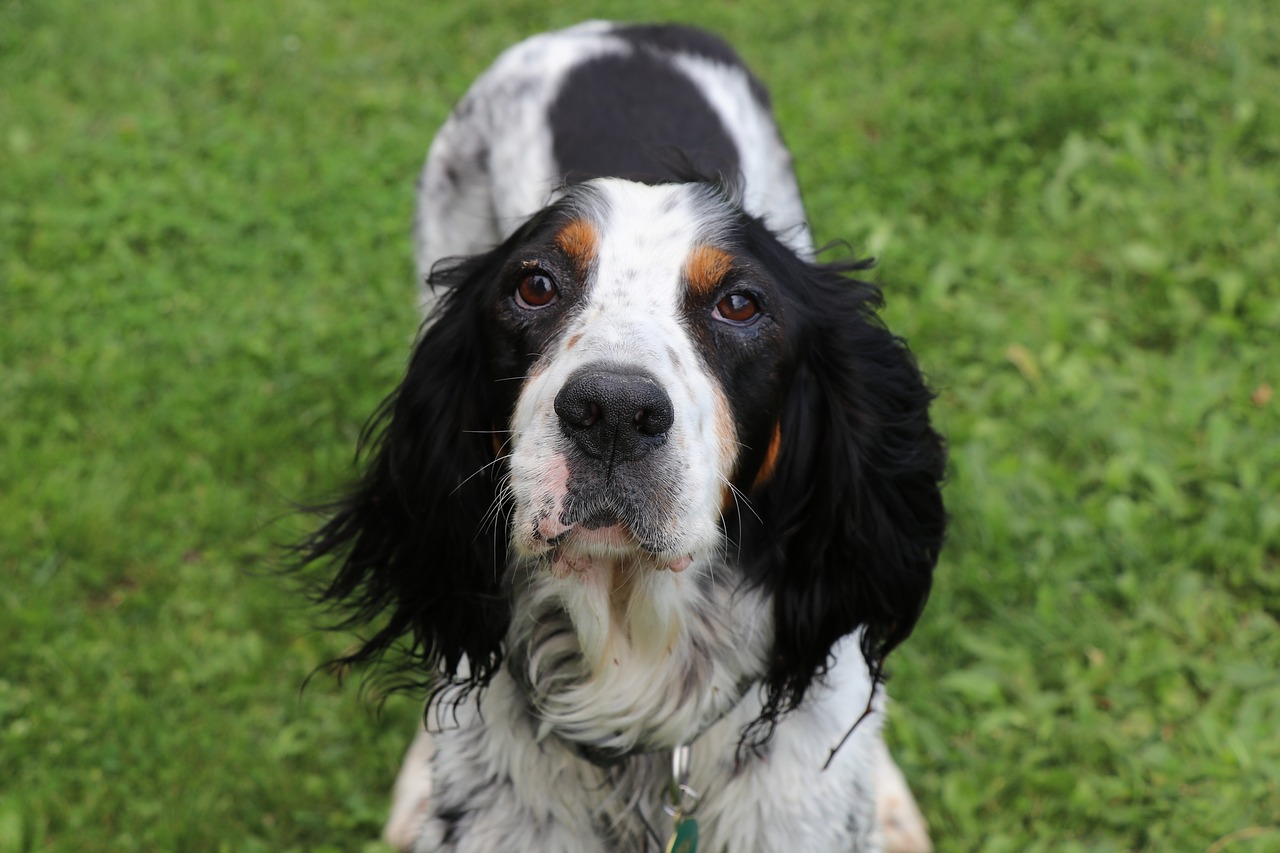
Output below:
[300,21,945,852]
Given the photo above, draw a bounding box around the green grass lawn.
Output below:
[3,0,1278,850]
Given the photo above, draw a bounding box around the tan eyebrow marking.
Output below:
[554,218,598,277]
[683,244,735,297]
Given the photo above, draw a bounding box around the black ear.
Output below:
[738,226,947,722]
[296,250,513,694]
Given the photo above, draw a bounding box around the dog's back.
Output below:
[414,21,812,289]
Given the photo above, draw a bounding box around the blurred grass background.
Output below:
[2,0,1278,850]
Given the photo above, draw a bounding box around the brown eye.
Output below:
[714,291,760,325]
[515,271,558,309]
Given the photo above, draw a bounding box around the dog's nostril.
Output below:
[634,404,673,437]
[554,381,602,435]
[557,398,602,431]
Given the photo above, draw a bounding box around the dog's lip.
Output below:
[566,523,631,548]
[543,524,694,574]
[664,555,693,572]
[546,522,635,555]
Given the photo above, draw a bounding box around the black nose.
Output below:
[554,366,674,462]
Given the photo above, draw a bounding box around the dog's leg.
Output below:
[872,736,933,853]
[383,673,630,853]
[383,724,435,850]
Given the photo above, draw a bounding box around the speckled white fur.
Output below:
[403,635,883,853]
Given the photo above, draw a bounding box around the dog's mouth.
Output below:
[533,506,694,578]
[548,530,694,576]
[514,446,703,577]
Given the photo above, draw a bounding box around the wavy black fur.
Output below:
[295,248,517,696]
[729,215,947,732]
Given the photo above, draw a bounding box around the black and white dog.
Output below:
[302,21,945,852]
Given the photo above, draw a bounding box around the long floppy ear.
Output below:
[296,249,513,694]
[738,223,947,722]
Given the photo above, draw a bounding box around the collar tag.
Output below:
[663,744,700,853]
[665,813,699,853]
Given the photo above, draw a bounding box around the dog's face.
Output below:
[479,180,787,580]
[303,176,945,730]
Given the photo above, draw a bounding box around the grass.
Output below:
[2,0,1278,850]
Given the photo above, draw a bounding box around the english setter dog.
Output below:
[301,21,944,852]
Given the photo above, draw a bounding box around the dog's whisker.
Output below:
[450,452,512,496]
[718,473,762,526]
[475,472,514,533]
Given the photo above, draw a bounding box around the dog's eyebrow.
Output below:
[554,218,599,277]
[683,244,734,296]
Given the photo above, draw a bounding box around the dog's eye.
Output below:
[713,291,761,325]
[515,271,559,309]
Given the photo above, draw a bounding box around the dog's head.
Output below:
[498,181,787,580]
[302,178,945,727]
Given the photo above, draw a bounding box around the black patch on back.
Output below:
[548,50,741,185]
[614,23,772,107]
